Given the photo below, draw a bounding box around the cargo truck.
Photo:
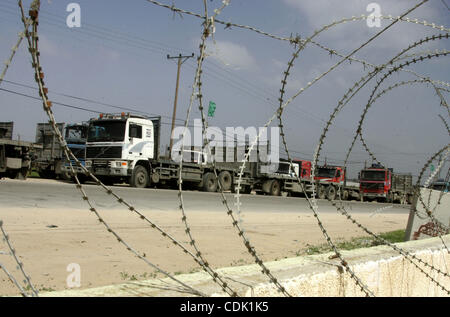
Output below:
[311,165,361,201]
[359,164,413,204]
[84,113,275,191]
[62,122,89,183]
[32,122,70,179]
[0,122,38,180]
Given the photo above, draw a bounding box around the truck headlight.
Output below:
[115,161,127,168]
[85,160,92,168]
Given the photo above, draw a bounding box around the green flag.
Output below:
[430,164,435,172]
[208,101,216,117]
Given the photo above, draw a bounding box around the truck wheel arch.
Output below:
[130,162,151,188]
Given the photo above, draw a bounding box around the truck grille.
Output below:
[361,182,384,190]
[86,146,122,159]
[69,147,85,159]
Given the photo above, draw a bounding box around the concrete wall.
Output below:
[45,235,450,297]
[247,247,449,297]
[405,188,449,241]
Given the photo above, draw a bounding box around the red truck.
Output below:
[312,165,360,201]
[359,164,413,204]
[275,162,359,200]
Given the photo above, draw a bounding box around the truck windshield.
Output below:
[432,183,449,192]
[360,170,385,181]
[317,168,336,178]
[277,162,292,174]
[65,126,87,142]
[87,121,126,142]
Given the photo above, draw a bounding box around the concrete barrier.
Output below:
[405,188,449,241]
[43,235,450,297]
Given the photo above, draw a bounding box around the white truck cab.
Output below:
[85,113,159,187]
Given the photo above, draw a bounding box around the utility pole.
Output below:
[167,53,194,159]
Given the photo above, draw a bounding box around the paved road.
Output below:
[0,178,410,214]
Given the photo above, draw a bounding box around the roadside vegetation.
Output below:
[299,230,406,256]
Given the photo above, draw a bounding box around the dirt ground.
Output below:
[0,199,408,296]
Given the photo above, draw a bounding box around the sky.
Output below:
[0,0,449,179]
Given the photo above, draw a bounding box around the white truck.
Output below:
[85,113,276,192]
[85,113,159,187]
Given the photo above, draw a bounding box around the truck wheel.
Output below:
[342,190,349,201]
[270,180,281,196]
[202,173,217,192]
[386,192,393,203]
[318,185,326,200]
[326,186,336,201]
[262,180,272,194]
[130,165,149,188]
[218,171,232,191]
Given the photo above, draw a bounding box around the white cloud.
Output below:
[283,0,438,28]
[282,0,442,57]
[206,40,257,71]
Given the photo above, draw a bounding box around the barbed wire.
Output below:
[0,220,38,297]
[0,261,28,297]
[19,0,207,297]
[0,6,30,86]
[3,0,449,297]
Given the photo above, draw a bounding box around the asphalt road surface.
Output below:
[0,178,410,215]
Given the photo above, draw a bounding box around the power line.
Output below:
[0,1,442,165]
[1,79,184,122]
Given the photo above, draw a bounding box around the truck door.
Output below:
[128,123,143,160]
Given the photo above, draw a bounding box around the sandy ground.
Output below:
[0,199,408,296]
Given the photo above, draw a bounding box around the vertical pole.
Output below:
[167,53,194,159]
[169,56,182,159]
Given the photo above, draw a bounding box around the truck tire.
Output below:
[262,180,272,194]
[270,180,281,196]
[202,172,217,192]
[318,185,326,200]
[130,165,150,188]
[386,192,394,203]
[326,185,336,200]
[218,171,232,191]
[342,190,349,201]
